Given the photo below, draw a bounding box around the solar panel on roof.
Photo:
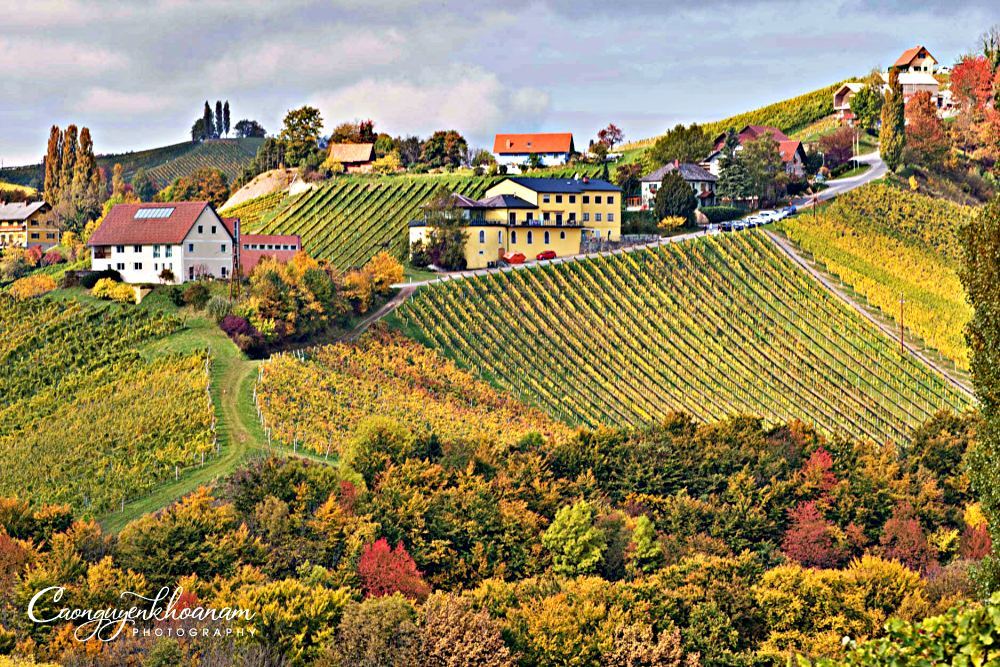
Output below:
[134,207,175,219]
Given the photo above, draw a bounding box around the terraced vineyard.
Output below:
[219,190,297,227]
[0,296,214,514]
[147,138,264,185]
[395,231,971,443]
[247,175,499,269]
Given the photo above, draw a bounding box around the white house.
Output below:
[88,202,236,284]
[635,161,717,211]
[492,133,575,169]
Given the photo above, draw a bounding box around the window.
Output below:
[544,231,550,244]
[134,262,142,270]
[221,266,228,278]
[243,244,250,250]
[555,213,563,225]
[134,245,142,252]
[526,212,534,222]
[211,226,217,234]
[583,213,590,222]
[542,195,550,203]
[527,231,533,244]
[165,246,172,258]
[153,245,161,258]
[596,213,603,222]
[608,213,615,222]
[511,231,517,244]
[498,231,503,244]
[116,263,124,271]
[479,230,485,244]
[221,244,227,253]
[543,212,551,222]
[569,195,576,203]
[595,196,602,204]
[154,263,158,271]
[509,212,516,224]
[46,232,55,239]
[583,196,590,204]
[606,195,614,205]
[560,231,566,239]
[555,195,563,203]
[568,213,576,223]
[30,233,39,239]
[197,225,203,233]
[188,243,194,252]
[189,267,195,280]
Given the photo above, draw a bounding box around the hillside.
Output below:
[0,137,263,190]
[779,183,978,371]
[247,174,500,269]
[219,189,298,228]
[622,81,847,150]
[0,295,214,515]
[394,231,971,443]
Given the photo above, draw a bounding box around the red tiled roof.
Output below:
[221,217,237,237]
[493,133,574,155]
[713,125,790,152]
[778,140,804,163]
[894,45,935,68]
[86,202,227,246]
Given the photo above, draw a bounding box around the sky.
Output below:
[0,0,996,166]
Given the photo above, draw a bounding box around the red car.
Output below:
[504,252,526,264]
[536,250,558,261]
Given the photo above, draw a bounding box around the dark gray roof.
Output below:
[478,194,536,209]
[0,201,48,221]
[506,177,620,193]
[641,162,717,183]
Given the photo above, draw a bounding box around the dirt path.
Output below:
[343,285,416,341]
[765,229,974,398]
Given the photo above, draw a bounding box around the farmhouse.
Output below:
[0,201,59,249]
[636,160,717,211]
[88,201,302,284]
[493,133,575,169]
[881,70,941,104]
[833,82,864,123]
[893,45,938,73]
[327,143,375,173]
[705,125,806,178]
[409,176,621,270]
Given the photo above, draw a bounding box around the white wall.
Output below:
[91,244,183,284]
[494,152,569,167]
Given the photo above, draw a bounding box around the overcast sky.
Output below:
[0,0,995,166]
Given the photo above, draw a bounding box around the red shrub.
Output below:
[358,538,430,601]
[879,502,936,572]
[781,501,845,568]
[960,524,992,560]
[42,251,65,266]
[801,446,838,496]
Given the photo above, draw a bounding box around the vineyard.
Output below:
[146,138,264,186]
[219,190,297,228]
[0,296,214,514]
[247,174,499,269]
[395,231,971,443]
[622,81,848,150]
[255,329,570,457]
[0,138,263,188]
[779,184,975,369]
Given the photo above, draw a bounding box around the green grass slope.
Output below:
[393,231,971,443]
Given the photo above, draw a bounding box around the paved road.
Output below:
[395,152,887,289]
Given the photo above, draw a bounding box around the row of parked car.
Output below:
[709,206,798,233]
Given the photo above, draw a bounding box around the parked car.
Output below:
[733,221,747,231]
[743,216,763,227]
[706,223,720,234]
[721,222,735,232]
[504,252,526,264]
[757,210,780,223]
[782,205,797,217]
[536,250,557,261]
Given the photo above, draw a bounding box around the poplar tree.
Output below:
[43,126,63,206]
[215,100,223,139]
[202,102,214,141]
[880,68,906,171]
[223,101,231,137]
[111,163,126,198]
[60,125,78,198]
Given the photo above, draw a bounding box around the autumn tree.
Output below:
[951,55,994,112]
[357,538,431,600]
[597,123,625,149]
[158,167,230,207]
[740,134,784,205]
[781,501,845,568]
[905,90,949,168]
[418,593,513,667]
[819,126,855,169]
[279,105,324,166]
[627,514,664,576]
[880,68,906,171]
[111,163,126,198]
[43,126,62,206]
[960,195,1000,592]
[879,502,935,572]
[59,124,78,199]
[325,594,420,667]
[421,130,468,169]
[421,188,468,270]
[542,500,607,575]
[614,162,643,198]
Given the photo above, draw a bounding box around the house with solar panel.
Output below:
[408,176,621,269]
[87,201,301,284]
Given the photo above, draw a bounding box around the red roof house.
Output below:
[492,133,575,167]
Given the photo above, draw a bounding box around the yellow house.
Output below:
[408,177,621,270]
[0,201,59,249]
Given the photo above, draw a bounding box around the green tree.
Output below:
[542,500,607,575]
[648,123,713,167]
[880,68,906,171]
[158,167,230,207]
[59,124,78,200]
[132,168,157,202]
[851,70,884,132]
[202,101,214,141]
[215,100,223,139]
[628,515,664,576]
[234,119,266,138]
[420,130,468,169]
[717,158,754,202]
[223,100,231,137]
[741,135,784,206]
[422,188,469,270]
[279,105,324,166]
[654,171,697,223]
[959,195,1000,593]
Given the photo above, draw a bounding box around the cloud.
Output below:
[0,38,123,78]
[310,66,551,145]
[75,88,177,115]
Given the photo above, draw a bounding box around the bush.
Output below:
[92,278,136,304]
[205,295,232,323]
[72,269,122,289]
[41,250,64,267]
[165,286,184,307]
[622,210,660,235]
[182,282,210,309]
[9,274,57,300]
[220,315,264,354]
[700,206,744,223]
